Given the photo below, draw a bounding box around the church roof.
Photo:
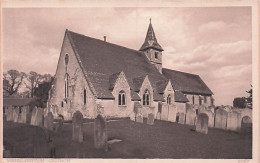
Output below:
[162,68,213,95]
[139,20,163,51]
[67,30,168,100]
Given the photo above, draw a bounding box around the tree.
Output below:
[233,97,246,108]
[33,77,54,108]
[246,84,252,109]
[3,70,26,96]
[24,71,44,98]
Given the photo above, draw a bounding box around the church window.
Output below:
[61,101,64,107]
[155,52,158,59]
[84,88,87,105]
[192,95,195,105]
[199,96,202,105]
[65,54,69,65]
[143,89,150,106]
[118,90,126,106]
[65,73,70,98]
[167,95,171,104]
[204,96,207,103]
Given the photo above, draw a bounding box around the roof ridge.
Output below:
[67,29,144,55]
[162,68,199,76]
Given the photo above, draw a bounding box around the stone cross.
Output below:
[196,113,209,134]
[72,111,83,143]
[94,114,108,151]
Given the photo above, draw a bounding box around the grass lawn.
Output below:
[3,119,252,159]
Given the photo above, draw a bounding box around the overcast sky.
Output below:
[2,7,252,106]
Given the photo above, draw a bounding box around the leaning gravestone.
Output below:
[72,111,83,143]
[136,113,143,123]
[94,114,108,151]
[147,113,155,125]
[215,108,228,130]
[185,109,196,126]
[196,113,209,134]
[178,113,185,124]
[227,110,241,131]
[44,112,54,131]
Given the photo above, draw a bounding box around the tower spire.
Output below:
[139,18,163,51]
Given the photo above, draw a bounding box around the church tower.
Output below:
[140,18,164,73]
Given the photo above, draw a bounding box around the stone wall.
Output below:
[47,33,97,120]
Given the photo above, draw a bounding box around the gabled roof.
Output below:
[139,20,163,51]
[162,68,213,95]
[3,98,33,106]
[109,72,121,90]
[174,91,189,103]
[67,30,168,100]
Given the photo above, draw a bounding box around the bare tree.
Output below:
[3,69,26,96]
[24,71,43,98]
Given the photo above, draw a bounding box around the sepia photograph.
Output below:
[1,0,259,162]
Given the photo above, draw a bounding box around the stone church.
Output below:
[47,20,214,121]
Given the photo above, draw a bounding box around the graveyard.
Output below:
[3,113,252,159]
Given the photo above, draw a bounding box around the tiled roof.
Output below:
[174,91,189,103]
[139,22,163,51]
[162,68,213,95]
[67,30,168,100]
[109,72,121,90]
[3,98,34,106]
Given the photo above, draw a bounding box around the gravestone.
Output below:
[13,107,19,123]
[178,113,185,124]
[31,107,44,126]
[168,104,177,122]
[196,113,209,134]
[129,112,136,121]
[147,113,155,125]
[227,111,241,131]
[185,109,196,126]
[6,106,13,121]
[44,112,54,131]
[72,111,83,143]
[20,106,29,123]
[55,116,64,133]
[136,113,143,123]
[161,103,169,121]
[94,114,108,151]
[215,108,228,130]
[199,109,215,128]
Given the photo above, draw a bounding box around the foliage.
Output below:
[246,84,252,109]
[233,97,246,108]
[3,70,26,96]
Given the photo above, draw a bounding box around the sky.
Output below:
[2,7,252,106]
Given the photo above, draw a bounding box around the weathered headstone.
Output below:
[44,112,54,131]
[168,104,177,122]
[136,113,143,123]
[178,113,185,124]
[31,107,44,126]
[19,106,29,123]
[227,111,241,131]
[161,103,169,121]
[147,113,155,125]
[196,113,209,134]
[6,106,14,121]
[185,109,196,126]
[199,109,215,128]
[94,114,108,151]
[72,111,83,143]
[215,108,228,130]
[13,107,19,123]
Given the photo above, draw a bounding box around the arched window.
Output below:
[84,88,87,105]
[118,90,126,106]
[65,54,69,65]
[167,95,171,104]
[192,95,195,105]
[143,89,150,106]
[65,73,70,98]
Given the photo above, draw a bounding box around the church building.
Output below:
[47,20,214,121]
